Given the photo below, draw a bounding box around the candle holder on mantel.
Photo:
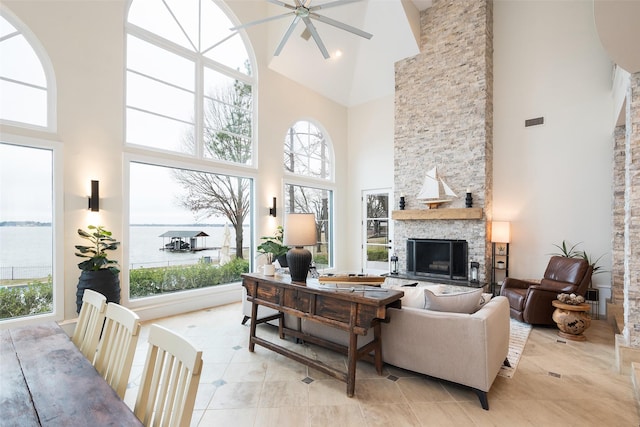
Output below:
[399,196,406,210]
[465,191,473,208]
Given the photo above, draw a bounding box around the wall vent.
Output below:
[525,117,544,127]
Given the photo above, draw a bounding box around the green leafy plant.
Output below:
[257,226,289,263]
[580,250,605,275]
[551,240,582,258]
[75,225,120,274]
[551,240,605,275]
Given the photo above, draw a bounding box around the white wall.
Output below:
[493,1,613,291]
[1,0,348,321]
[345,95,395,271]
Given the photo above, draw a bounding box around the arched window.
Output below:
[0,8,55,130]
[283,120,335,269]
[125,1,256,303]
[284,120,333,180]
[126,0,254,164]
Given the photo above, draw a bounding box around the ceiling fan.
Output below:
[230,0,373,59]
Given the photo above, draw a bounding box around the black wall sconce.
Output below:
[269,197,276,217]
[88,180,99,212]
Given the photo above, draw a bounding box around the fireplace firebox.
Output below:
[406,238,468,280]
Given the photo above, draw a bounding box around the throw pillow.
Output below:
[424,287,484,314]
[387,285,426,308]
[476,293,493,310]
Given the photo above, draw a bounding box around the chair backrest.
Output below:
[541,256,593,295]
[93,302,141,399]
[134,324,203,427]
[71,289,107,361]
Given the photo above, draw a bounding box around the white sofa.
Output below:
[380,296,510,409]
[242,282,510,410]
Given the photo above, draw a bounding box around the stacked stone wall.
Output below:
[394,0,493,281]
[625,72,640,346]
[612,125,625,305]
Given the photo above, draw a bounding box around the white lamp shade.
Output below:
[283,213,316,246]
[491,221,511,243]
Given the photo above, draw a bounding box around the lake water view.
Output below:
[0,225,250,279]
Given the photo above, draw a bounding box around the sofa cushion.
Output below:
[387,285,427,308]
[401,286,428,308]
[424,287,484,313]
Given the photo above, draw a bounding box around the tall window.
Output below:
[128,161,251,299]
[284,120,334,269]
[126,0,254,164]
[0,142,57,321]
[125,1,255,300]
[0,8,54,129]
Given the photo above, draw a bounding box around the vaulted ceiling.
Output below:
[256,0,432,106]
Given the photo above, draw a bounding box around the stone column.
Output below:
[624,72,640,347]
[393,0,493,281]
[612,125,625,306]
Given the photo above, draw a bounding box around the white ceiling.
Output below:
[255,0,431,107]
[594,0,640,74]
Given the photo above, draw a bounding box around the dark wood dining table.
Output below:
[1,321,143,426]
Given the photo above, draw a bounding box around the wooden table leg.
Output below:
[373,322,383,375]
[346,330,357,397]
[346,304,358,397]
[249,300,258,352]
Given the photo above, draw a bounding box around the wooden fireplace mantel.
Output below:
[391,208,483,220]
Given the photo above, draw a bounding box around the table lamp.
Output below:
[283,213,316,282]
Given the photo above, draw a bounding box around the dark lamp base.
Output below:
[286,246,312,283]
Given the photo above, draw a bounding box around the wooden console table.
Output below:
[242,273,403,397]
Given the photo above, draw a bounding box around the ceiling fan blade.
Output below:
[267,0,296,10]
[309,0,362,12]
[302,16,330,59]
[230,11,293,31]
[310,13,372,39]
[274,16,302,56]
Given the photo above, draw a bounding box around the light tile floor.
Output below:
[124,302,639,426]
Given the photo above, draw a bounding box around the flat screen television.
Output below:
[406,238,468,280]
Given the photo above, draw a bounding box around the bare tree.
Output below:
[173,68,252,258]
[367,194,388,238]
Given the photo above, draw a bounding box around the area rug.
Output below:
[498,318,532,379]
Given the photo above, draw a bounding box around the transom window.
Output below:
[0,9,53,129]
[126,0,254,164]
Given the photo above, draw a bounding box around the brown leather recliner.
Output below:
[500,256,593,325]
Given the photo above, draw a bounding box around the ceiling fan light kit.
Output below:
[230,0,373,59]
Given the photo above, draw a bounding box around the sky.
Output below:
[0,143,52,223]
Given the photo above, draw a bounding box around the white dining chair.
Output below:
[93,302,141,399]
[134,324,203,427]
[71,289,107,361]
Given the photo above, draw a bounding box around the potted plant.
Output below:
[551,239,606,286]
[257,226,289,267]
[75,225,121,313]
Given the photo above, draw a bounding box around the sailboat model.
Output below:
[416,166,458,209]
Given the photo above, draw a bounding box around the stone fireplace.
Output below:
[393,0,493,283]
[406,238,468,281]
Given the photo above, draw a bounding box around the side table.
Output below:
[585,288,599,319]
[551,300,591,341]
